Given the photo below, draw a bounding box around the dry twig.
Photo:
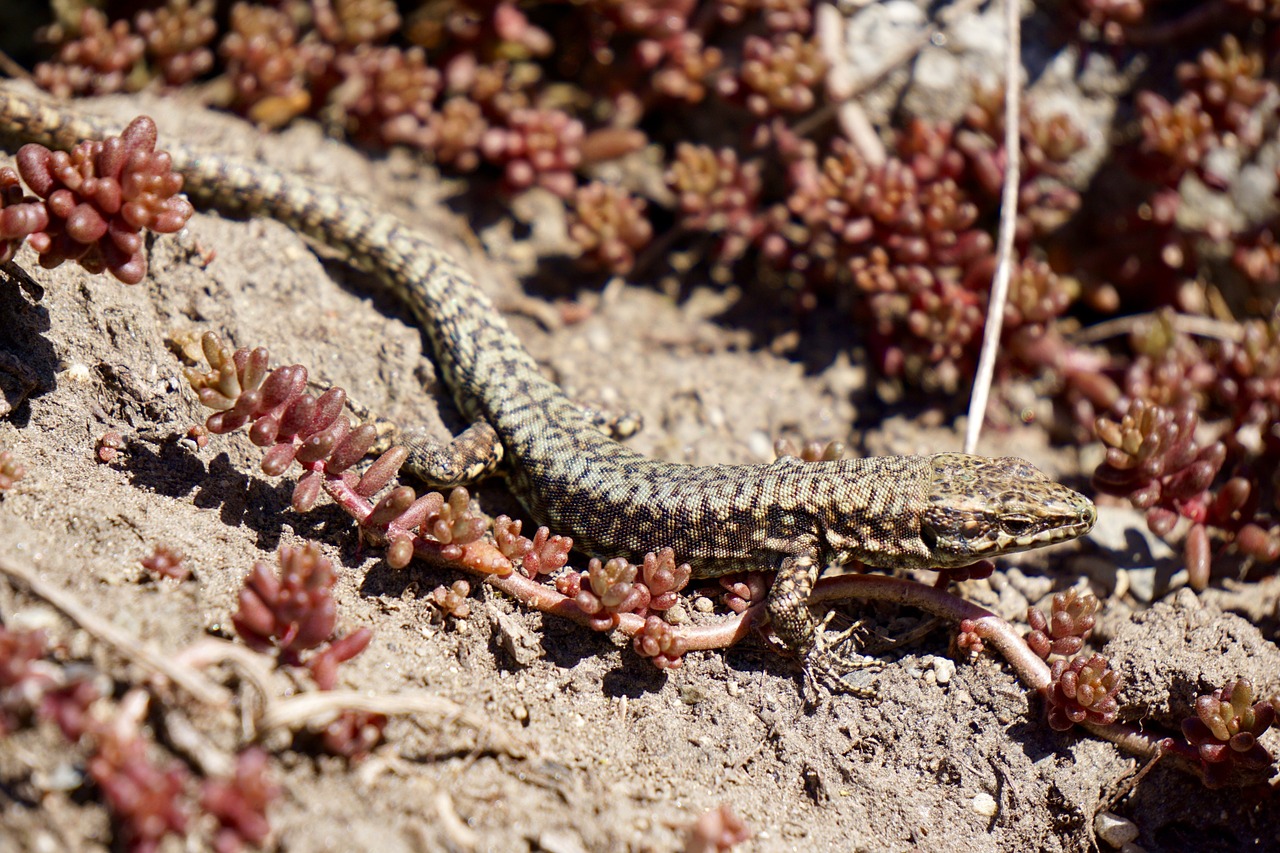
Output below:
[964,0,1022,453]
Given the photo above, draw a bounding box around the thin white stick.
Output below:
[963,0,1022,454]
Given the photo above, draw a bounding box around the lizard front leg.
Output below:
[767,539,880,697]
[766,543,823,659]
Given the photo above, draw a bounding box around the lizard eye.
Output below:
[1000,516,1036,536]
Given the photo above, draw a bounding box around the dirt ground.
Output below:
[1,91,1279,853]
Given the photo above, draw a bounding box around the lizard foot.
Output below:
[801,615,882,699]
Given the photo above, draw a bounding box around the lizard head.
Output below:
[919,452,1096,567]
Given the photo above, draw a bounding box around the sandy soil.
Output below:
[1,91,1278,853]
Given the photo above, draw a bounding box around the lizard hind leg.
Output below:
[335,391,504,487]
[580,405,644,440]
[398,419,506,487]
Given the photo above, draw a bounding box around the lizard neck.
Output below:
[814,456,935,569]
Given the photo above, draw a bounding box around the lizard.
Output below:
[0,85,1097,686]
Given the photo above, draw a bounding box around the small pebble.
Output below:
[679,685,709,705]
[35,762,83,792]
[932,656,956,685]
[538,828,588,853]
[1095,811,1139,848]
[748,430,774,460]
[971,792,997,817]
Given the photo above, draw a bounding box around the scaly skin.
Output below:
[0,86,1097,681]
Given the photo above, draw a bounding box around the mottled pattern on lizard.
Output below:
[0,86,1098,683]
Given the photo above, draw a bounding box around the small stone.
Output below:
[34,762,84,792]
[538,828,588,853]
[971,792,997,817]
[748,429,774,460]
[489,609,542,667]
[932,656,956,685]
[679,685,709,705]
[1173,587,1200,610]
[1094,811,1139,848]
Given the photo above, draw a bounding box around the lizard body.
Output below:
[0,87,1097,676]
